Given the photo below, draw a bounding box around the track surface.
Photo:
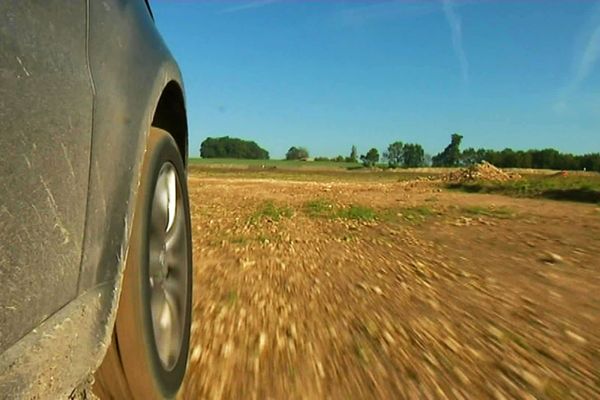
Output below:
[181,175,600,399]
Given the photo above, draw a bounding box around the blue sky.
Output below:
[152,0,600,158]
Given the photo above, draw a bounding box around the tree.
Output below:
[460,147,478,166]
[200,136,269,159]
[349,145,358,163]
[402,143,425,168]
[432,133,463,167]
[581,153,600,171]
[360,148,379,167]
[384,141,404,167]
[286,146,309,160]
[424,153,433,167]
[457,147,599,171]
[498,148,517,168]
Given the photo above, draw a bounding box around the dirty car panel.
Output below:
[0,0,187,397]
[0,1,93,356]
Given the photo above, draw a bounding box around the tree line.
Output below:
[199,135,600,172]
[431,134,600,172]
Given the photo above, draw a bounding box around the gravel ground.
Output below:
[181,175,600,399]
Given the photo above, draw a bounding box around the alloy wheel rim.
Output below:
[148,161,188,371]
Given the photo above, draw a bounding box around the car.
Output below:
[0,1,193,399]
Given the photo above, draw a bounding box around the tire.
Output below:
[94,127,192,399]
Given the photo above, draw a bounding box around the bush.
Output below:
[200,136,269,159]
[286,146,309,160]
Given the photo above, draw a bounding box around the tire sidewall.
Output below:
[120,128,192,399]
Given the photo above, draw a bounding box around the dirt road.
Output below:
[181,174,600,399]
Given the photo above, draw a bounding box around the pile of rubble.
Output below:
[443,161,521,183]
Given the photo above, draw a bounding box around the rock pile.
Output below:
[443,161,521,183]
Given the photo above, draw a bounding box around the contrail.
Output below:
[555,1,600,111]
[441,0,469,83]
[338,1,440,27]
[220,0,279,14]
[571,4,600,90]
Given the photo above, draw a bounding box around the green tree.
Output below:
[458,147,599,171]
[360,148,380,167]
[384,141,404,167]
[460,147,478,166]
[423,153,432,166]
[402,143,425,168]
[581,153,600,171]
[498,148,517,168]
[349,145,358,163]
[286,146,309,160]
[200,136,269,159]
[432,133,463,167]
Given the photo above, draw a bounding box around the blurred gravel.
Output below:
[181,176,600,399]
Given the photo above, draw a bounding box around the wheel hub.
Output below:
[148,161,188,371]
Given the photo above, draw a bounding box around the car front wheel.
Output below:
[94,127,192,399]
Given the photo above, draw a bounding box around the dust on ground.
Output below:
[181,173,600,399]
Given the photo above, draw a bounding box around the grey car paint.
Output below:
[0,0,94,358]
[0,0,188,397]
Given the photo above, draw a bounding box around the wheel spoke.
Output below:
[147,161,188,371]
[148,237,164,280]
[163,268,184,305]
[166,211,185,266]
[150,286,168,342]
[165,165,177,233]
[151,174,169,239]
[164,289,182,365]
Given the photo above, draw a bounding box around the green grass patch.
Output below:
[399,206,434,222]
[302,201,439,224]
[303,199,377,221]
[256,233,276,243]
[353,342,370,364]
[448,173,600,203]
[303,199,335,217]
[229,236,249,245]
[221,290,238,307]
[379,205,437,224]
[346,165,365,171]
[462,205,515,219]
[337,205,378,221]
[250,200,293,223]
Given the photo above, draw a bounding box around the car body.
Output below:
[0,1,190,398]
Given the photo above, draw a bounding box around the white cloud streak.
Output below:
[569,4,600,91]
[337,1,441,27]
[555,1,600,113]
[220,0,279,14]
[441,0,469,83]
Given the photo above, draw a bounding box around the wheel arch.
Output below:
[151,81,189,165]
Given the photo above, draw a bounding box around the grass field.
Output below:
[189,158,600,203]
[448,173,600,203]
[188,164,430,183]
[189,157,360,169]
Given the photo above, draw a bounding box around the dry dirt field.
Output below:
[181,171,600,399]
